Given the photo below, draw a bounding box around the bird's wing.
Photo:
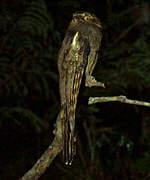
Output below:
[85,30,102,77]
[58,31,90,165]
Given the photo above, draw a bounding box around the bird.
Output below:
[57,11,103,165]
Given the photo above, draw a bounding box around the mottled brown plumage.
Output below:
[58,12,102,165]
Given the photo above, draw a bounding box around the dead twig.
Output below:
[89,95,150,107]
[20,115,63,180]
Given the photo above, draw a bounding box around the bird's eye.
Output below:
[85,16,89,21]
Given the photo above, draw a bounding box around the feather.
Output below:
[57,11,102,165]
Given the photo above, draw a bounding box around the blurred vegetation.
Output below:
[0,0,150,179]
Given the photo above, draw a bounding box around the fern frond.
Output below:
[16,0,53,38]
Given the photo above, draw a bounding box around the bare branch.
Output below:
[89,95,150,107]
[20,94,150,180]
[20,115,63,180]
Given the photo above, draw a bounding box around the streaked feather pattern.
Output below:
[57,12,102,165]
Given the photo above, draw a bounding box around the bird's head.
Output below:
[72,12,102,28]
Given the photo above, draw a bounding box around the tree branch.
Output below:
[20,94,150,179]
[20,115,63,180]
[88,95,150,107]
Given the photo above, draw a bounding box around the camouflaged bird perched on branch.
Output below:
[57,11,104,165]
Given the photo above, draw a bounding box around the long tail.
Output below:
[61,68,84,165]
[60,104,75,165]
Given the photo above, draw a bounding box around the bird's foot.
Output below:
[85,75,105,88]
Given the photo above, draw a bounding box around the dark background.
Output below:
[0,0,150,179]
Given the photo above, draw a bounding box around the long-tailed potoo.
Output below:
[57,12,103,165]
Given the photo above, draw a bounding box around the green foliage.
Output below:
[131,151,150,173]
[16,0,53,37]
[1,107,46,133]
[1,0,150,179]
[0,0,59,131]
[101,39,150,93]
